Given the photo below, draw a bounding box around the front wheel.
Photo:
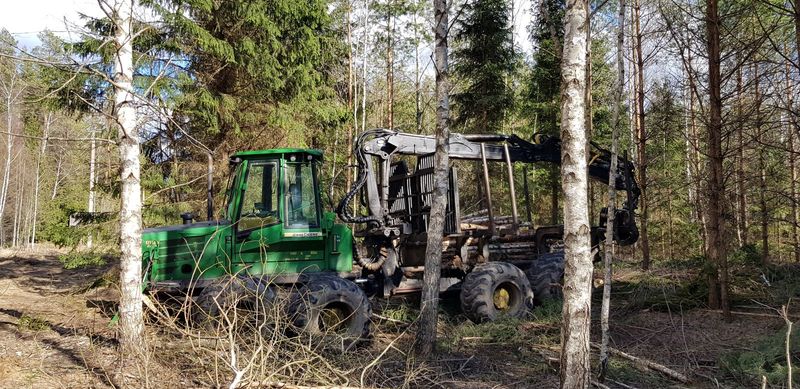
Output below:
[460,262,534,323]
[287,275,372,348]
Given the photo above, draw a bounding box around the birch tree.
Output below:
[416,0,449,358]
[0,37,25,245]
[559,0,592,386]
[101,0,146,367]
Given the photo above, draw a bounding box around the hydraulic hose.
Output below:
[336,129,390,226]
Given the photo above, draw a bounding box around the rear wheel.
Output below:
[460,262,534,323]
[287,275,372,348]
[526,252,565,304]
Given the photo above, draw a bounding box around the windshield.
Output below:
[285,161,320,228]
[238,161,280,231]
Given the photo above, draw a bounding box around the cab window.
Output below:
[285,161,319,228]
[238,162,279,231]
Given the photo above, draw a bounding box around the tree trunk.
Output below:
[30,112,51,249]
[12,167,22,248]
[88,126,97,249]
[599,0,624,381]
[735,66,748,248]
[414,1,422,133]
[51,154,63,200]
[416,0,450,358]
[386,0,394,129]
[361,0,370,135]
[346,0,355,197]
[686,49,706,249]
[683,51,697,223]
[704,0,729,318]
[110,0,146,367]
[632,0,649,270]
[559,0,591,387]
[754,63,768,264]
[0,81,15,246]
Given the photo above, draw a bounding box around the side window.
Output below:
[238,162,279,231]
[286,162,319,228]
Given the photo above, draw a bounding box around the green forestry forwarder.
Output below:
[140,129,640,343]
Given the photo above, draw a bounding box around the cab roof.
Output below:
[231,148,323,160]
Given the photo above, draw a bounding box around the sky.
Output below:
[1,0,102,49]
[2,0,535,56]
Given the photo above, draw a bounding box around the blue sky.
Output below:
[1,0,535,56]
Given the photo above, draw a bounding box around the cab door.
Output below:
[232,158,327,276]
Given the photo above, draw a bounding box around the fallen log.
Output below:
[590,343,691,384]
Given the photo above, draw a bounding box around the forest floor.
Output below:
[0,245,798,388]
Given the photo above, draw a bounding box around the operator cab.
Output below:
[226,149,323,233]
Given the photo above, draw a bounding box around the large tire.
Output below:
[526,252,565,304]
[191,277,275,329]
[460,262,534,323]
[287,275,372,346]
[191,281,234,329]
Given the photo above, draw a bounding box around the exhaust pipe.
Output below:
[207,153,214,220]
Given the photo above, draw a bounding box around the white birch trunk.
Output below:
[559,0,592,387]
[88,127,97,249]
[0,78,16,245]
[108,0,145,360]
[30,113,51,249]
[51,153,63,200]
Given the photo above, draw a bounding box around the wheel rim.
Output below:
[318,302,354,333]
[493,282,520,312]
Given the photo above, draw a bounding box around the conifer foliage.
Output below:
[451,0,516,134]
[141,0,346,147]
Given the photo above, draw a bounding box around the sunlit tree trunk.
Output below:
[87,126,97,249]
[0,68,22,246]
[416,0,449,358]
[30,112,52,249]
[105,0,146,368]
[559,0,591,387]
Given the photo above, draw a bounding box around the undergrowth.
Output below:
[438,299,563,353]
[58,251,107,269]
[720,324,800,386]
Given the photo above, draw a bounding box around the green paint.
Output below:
[141,149,353,288]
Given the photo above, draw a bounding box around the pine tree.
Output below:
[451,0,516,134]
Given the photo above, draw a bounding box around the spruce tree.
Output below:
[141,0,347,147]
[451,0,516,134]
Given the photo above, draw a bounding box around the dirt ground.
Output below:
[0,247,792,388]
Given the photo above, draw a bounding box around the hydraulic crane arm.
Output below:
[362,131,638,198]
[337,129,640,245]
